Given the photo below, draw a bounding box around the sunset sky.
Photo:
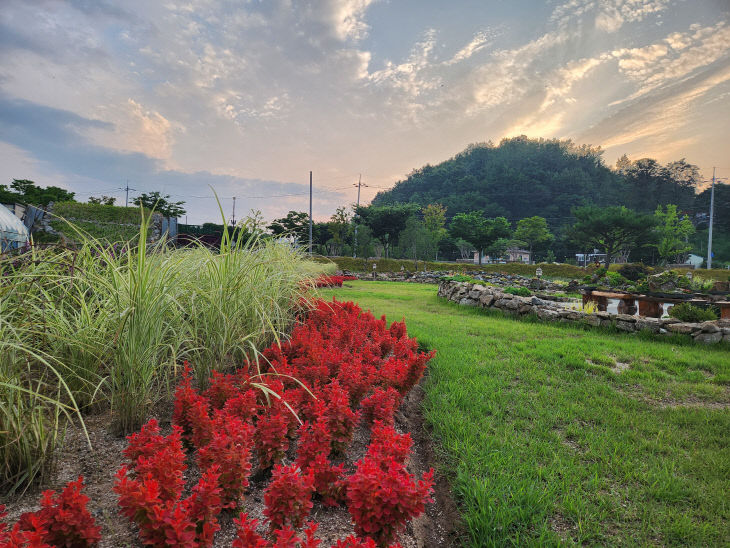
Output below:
[1,0,729,223]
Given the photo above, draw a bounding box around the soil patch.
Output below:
[2,377,461,547]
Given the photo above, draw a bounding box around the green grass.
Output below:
[322,281,730,547]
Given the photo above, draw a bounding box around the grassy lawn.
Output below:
[320,281,730,547]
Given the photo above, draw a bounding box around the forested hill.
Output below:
[371,136,700,223]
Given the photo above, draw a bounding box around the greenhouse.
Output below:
[0,204,29,252]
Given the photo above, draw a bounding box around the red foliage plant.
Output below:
[346,453,434,546]
[5,477,101,548]
[295,419,332,469]
[123,419,186,501]
[360,387,402,426]
[318,382,360,455]
[114,465,223,547]
[366,422,412,466]
[255,410,290,469]
[197,415,254,507]
[263,464,315,532]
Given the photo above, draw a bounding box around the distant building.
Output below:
[575,252,606,266]
[473,248,531,264]
[506,248,530,263]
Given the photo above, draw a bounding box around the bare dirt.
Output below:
[2,376,462,547]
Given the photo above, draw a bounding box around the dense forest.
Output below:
[372,136,701,221]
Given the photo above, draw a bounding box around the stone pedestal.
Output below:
[617,298,637,315]
[582,294,608,312]
[638,300,663,318]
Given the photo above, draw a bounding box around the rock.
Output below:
[636,318,660,333]
[699,322,720,333]
[694,331,722,344]
[616,320,635,332]
[531,297,546,306]
[459,297,478,307]
[666,323,696,335]
[537,308,560,320]
[479,293,494,307]
[615,314,637,323]
[468,286,486,298]
[582,314,601,326]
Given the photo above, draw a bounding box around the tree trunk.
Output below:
[604,252,612,269]
[529,242,533,265]
[478,249,483,265]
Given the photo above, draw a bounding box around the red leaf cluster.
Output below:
[0,477,101,548]
[263,465,315,531]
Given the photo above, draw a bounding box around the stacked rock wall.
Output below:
[438,280,730,345]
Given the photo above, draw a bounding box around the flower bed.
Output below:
[1,299,436,547]
[314,275,358,288]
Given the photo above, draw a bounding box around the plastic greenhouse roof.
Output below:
[0,204,29,243]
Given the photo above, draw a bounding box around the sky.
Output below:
[1,0,729,224]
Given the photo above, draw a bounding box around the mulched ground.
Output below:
[2,376,462,547]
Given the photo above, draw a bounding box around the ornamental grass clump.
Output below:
[0,203,325,493]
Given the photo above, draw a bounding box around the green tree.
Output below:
[653,204,694,264]
[88,195,116,205]
[398,217,434,267]
[326,206,351,256]
[569,206,658,267]
[267,211,309,242]
[422,203,448,259]
[0,179,75,206]
[133,191,186,220]
[355,203,419,258]
[449,212,511,265]
[514,216,553,264]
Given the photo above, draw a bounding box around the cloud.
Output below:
[611,21,730,100]
[0,95,346,223]
[551,0,670,32]
[329,0,377,41]
[579,62,730,152]
[445,30,496,65]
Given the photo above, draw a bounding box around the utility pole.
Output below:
[232,197,236,227]
[124,180,137,208]
[707,167,728,269]
[352,174,368,258]
[309,171,313,255]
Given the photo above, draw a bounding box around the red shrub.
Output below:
[263,464,314,531]
[197,415,254,507]
[124,419,186,501]
[203,371,241,409]
[232,513,268,548]
[222,389,260,423]
[114,465,223,547]
[319,381,359,455]
[360,387,401,426]
[367,422,412,466]
[346,456,434,546]
[295,419,332,469]
[309,453,345,507]
[1,510,51,548]
[12,477,100,548]
[271,522,320,548]
[172,369,214,448]
[255,410,290,469]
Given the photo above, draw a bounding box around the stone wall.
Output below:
[438,280,730,345]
